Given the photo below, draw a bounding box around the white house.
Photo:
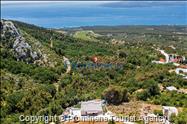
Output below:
[175,68,187,76]
[166,86,177,91]
[162,106,178,121]
[69,107,81,117]
[81,100,103,116]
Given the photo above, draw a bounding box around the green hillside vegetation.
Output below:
[1,20,187,123]
[66,26,187,56]
[73,30,101,42]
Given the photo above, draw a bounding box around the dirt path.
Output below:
[63,56,71,73]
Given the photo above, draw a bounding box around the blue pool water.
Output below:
[1,1,187,28]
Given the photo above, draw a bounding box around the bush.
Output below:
[137,80,160,101]
[108,119,115,124]
[119,51,127,58]
[102,85,129,105]
[147,82,160,96]
[6,92,24,113]
[33,68,58,83]
[136,90,150,101]
[154,110,163,116]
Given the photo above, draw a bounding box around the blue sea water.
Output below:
[1,1,187,28]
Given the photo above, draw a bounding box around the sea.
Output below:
[1,1,187,28]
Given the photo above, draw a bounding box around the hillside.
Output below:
[0,20,187,123]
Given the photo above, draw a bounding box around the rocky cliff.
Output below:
[1,20,54,66]
[1,20,41,62]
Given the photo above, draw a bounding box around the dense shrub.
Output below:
[137,80,160,101]
[102,85,129,105]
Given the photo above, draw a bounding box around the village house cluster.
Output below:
[59,99,179,124]
[152,48,187,80]
[152,49,186,64]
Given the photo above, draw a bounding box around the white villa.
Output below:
[69,107,81,117]
[63,100,105,118]
[163,106,178,121]
[81,100,104,116]
[61,100,119,123]
[166,86,177,92]
[175,68,187,78]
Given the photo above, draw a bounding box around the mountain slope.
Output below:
[1,20,187,123]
